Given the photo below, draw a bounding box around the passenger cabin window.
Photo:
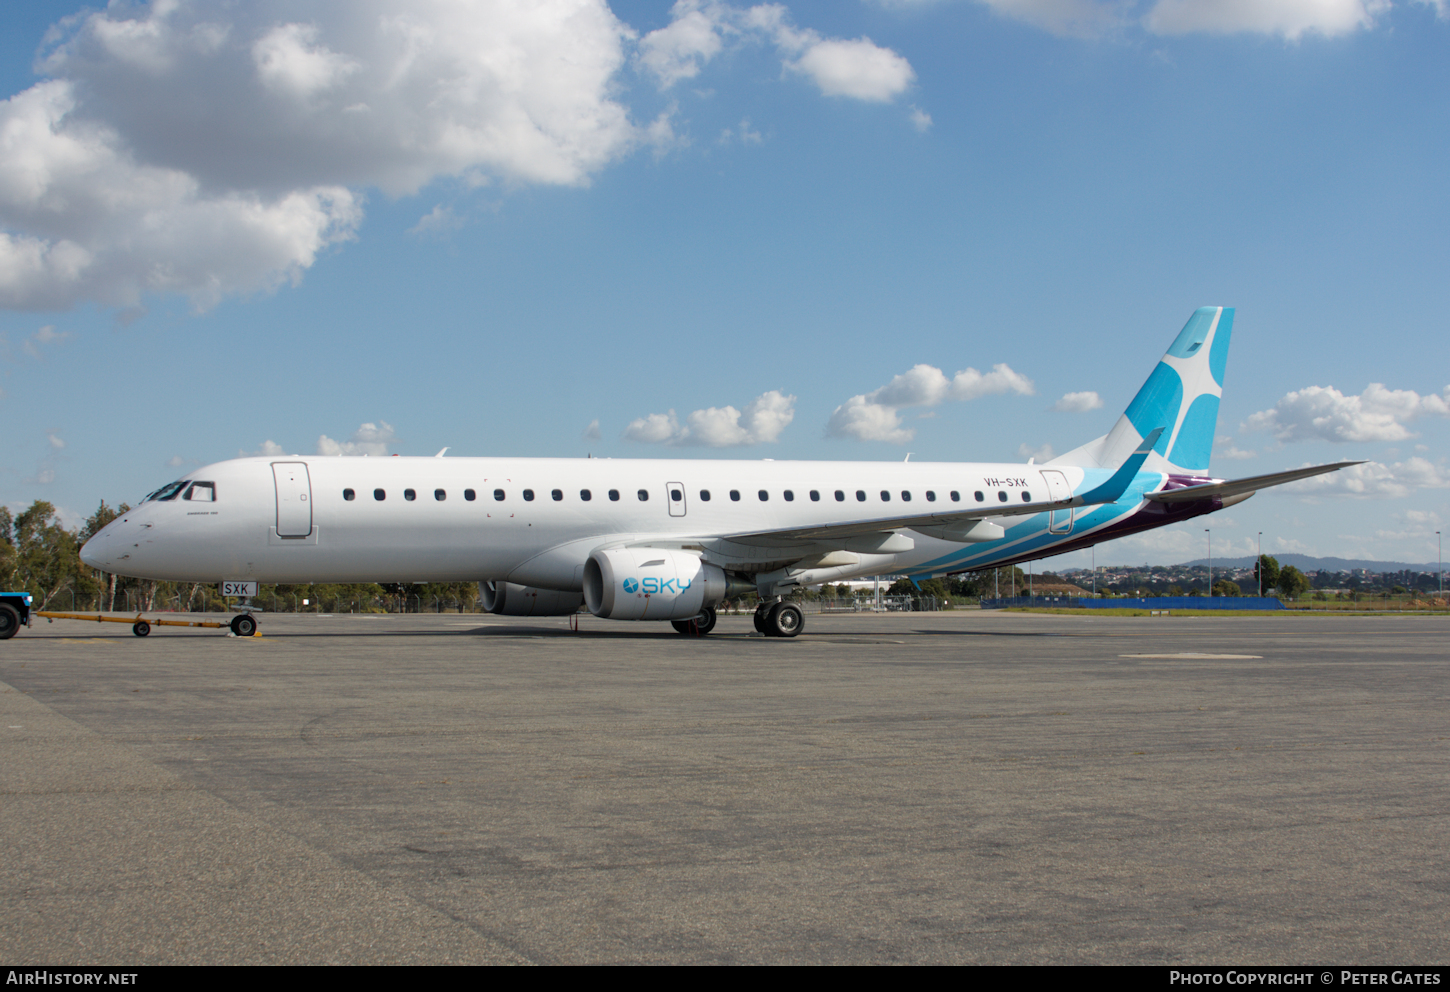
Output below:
[435,489,446,501]
[998,491,1008,502]
[758,490,769,501]
[974,491,983,502]
[581,489,592,501]
[783,490,794,502]
[880,491,891,502]
[343,488,355,501]
[1021,491,1032,502]
[925,491,936,502]
[552,489,563,501]
[404,489,416,501]
[637,489,649,501]
[524,489,535,501]
[700,490,711,501]
[901,491,912,502]
[810,491,821,502]
[856,491,867,501]
[835,491,845,502]
[374,489,386,501]
[609,489,620,501]
[670,488,683,502]
[184,482,216,502]
[494,489,506,501]
[730,490,741,501]
[465,489,476,501]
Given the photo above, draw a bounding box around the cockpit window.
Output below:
[184,482,216,502]
[144,481,189,502]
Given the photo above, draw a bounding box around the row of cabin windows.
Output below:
[341,487,1033,503]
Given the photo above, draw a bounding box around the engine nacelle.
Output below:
[479,581,583,616]
[583,548,732,621]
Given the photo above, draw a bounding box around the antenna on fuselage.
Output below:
[435,447,449,457]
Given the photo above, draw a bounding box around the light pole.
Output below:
[1257,531,1263,597]
[1205,529,1212,597]
[1438,531,1443,599]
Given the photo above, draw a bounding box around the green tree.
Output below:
[1277,565,1310,600]
[11,501,81,610]
[1212,579,1241,597]
[78,501,130,611]
[1254,555,1281,596]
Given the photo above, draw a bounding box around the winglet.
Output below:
[1077,427,1164,505]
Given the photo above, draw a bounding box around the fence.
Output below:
[979,596,1285,611]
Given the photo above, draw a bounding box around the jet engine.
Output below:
[583,548,741,621]
[479,581,584,616]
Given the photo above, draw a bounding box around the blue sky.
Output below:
[2,0,1447,568]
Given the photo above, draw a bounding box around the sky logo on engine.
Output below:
[622,577,691,595]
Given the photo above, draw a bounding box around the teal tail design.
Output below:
[1051,307,1233,475]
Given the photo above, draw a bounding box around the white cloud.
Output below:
[1243,383,1450,443]
[623,389,795,446]
[241,440,289,457]
[317,421,398,456]
[583,418,602,442]
[46,431,64,450]
[1018,442,1055,462]
[22,324,72,358]
[252,23,360,99]
[622,410,682,444]
[407,204,463,238]
[1,1,918,313]
[638,1,732,88]
[1051,390,1102,413]
[0,79,362,310]
[784,37,916,102]
[1145,0,1388,38]
[719,118,763,145]
[908,106,933,132]
[971,0,1388,39]
[827,362,1034,443]
[1284,457,1450,499]
[640,2,915,103]
[3,1,638,311]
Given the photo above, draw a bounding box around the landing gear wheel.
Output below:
[0,604,19,640]
[231,614,257,637]
[671,607,718,636]
[765,603,804,638]
[694,607,717,635]
[753,604,770,634]
[132,620,150,637]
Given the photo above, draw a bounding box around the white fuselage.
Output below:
[80,454,1127,589]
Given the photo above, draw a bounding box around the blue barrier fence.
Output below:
[980,596,1285,611]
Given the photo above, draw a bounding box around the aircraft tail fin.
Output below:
[1049,306,1233,475]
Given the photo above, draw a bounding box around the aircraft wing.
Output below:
[1143,461,1363,503]
[713,427,1166,549]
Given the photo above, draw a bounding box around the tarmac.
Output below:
[1,610,1446,965]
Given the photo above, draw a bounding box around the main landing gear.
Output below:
[753,600,804,638]
[671,607,717,636]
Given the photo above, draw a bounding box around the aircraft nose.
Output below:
[80,519,123,570]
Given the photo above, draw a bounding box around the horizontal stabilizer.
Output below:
[1145,461,1364,503]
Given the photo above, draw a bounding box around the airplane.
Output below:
[80,307,1356,637]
